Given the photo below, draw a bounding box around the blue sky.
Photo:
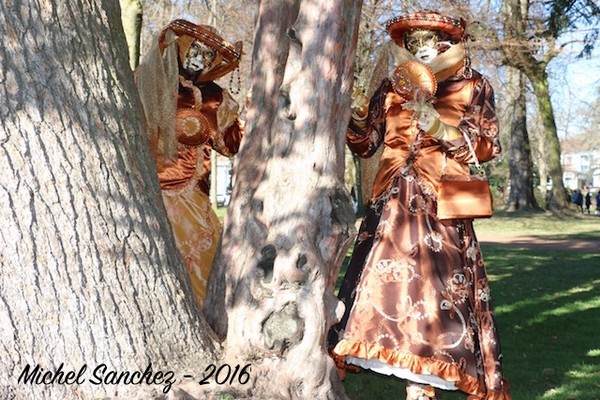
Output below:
[551,37,600,138]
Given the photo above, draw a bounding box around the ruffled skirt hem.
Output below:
[333,339,511,400]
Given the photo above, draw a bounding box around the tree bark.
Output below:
[504,67,540,211]
[0,2,218,399]
[500,0,568,211]
[203,0,362,398]
[528,67,568,209]
[500,0,540,211]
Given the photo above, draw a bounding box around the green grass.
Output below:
[217,206,600,239]
[340,212,600,399]
[214,206,227,221]
[473,210,600,239]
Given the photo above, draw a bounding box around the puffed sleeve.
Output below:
[212,90,243,157]
[442,75,500,164]
[346,80,391,158]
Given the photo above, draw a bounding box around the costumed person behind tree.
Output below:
[135,19,243,304]
[328,11,511,400]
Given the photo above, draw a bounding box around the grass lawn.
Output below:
[215,208,600,239]
[215,206,227,221]
[341,211,600,400]
[473,210,600,240]
[216,207,600,239]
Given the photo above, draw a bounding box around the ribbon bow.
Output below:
[400,87,439,118]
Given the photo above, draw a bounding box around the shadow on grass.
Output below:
[338,244,600,400]
[483,247,600,400]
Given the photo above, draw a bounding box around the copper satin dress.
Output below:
[158,81,242,304]
[330,68,511,399]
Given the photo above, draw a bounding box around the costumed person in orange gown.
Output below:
[328,11,511,400]
[136,19,243,305]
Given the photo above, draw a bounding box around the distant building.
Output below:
[560,135,600,190]
[215,154,234,207]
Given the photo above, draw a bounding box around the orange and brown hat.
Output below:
[385,10,466,46]
[160,19,242,82]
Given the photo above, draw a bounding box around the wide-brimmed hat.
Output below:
[161,19,242,82]
[385,10,466,46]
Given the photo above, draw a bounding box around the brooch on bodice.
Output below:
[176,108,211,147]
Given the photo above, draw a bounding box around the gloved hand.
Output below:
[417,106,438,133]
[350,87,369,128]
[416,104,461,141]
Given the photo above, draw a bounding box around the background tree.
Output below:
[503,67,540,210]
[501,0,540,211]
[496,0,599,211]
[202,0,363,398]
[436,0,599,212]
[0,2,220,399]
[575,86,600,143]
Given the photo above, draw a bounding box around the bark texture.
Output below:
[0,2,217,399]
[500,0,568,210]
[529,69,566,209]
[500,0,539,211]
[504,66,540,211]
[203,0,362,398]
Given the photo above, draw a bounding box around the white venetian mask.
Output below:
[183,40,217,75]
[405,29,439,64]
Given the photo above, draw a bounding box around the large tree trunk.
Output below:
[0,2,218,399]
[203,0,362,398]
[501,0,540,211]
[500,0,568,211]
[504,66,540,211]
[529,68,568,210]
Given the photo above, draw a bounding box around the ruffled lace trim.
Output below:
[333,339,511,399]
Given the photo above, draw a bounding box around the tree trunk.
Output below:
[501,0,539,211]
[119,0,143,69]
[529,68,568,210]
[504,66,540,211]
[529,102,550,205]
[203,0,362,398]
[0,2,218,399]
[500,0,568,211]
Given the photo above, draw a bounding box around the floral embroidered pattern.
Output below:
[424,231,443,252]
[331,66,508,398]
[408,193,427,213]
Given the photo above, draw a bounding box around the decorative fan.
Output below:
[176,108,211,147]
[390,60,437,101]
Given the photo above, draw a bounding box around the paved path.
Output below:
[477,234,600,253]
